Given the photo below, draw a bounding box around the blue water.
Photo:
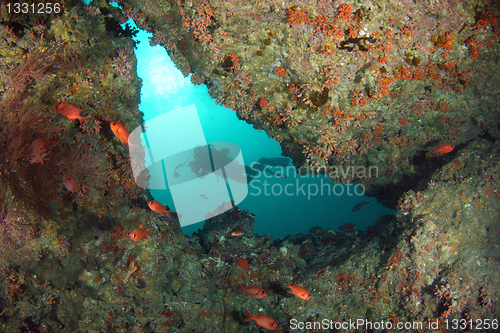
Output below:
[126,19,395,239]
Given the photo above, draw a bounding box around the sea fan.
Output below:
[0,47,101,215]
[0,204,34,268]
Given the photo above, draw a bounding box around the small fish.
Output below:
[244,310,279,331]
[62,174,77,193]
[129,227,153,241]
[432,143,455,155]
[228,227,244,237]
[238,283,267,299]
[352,201,370,212]
[284,281,311,300]
[110,121,137,147]
[54,102,91,122]
[27,138,47,164]
[148,200,173,218]
[200,194,208,200]
[237,258,249,269]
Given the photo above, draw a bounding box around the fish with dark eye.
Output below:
[129,227,153,241]
[284,281,311,300]
[54,102,91,123]
[244,310,279,331]
[432,143,455,155]
[238,284,267,299]
[110,121,137,147]
[148,200,173,218]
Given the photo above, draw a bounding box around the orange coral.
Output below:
[259,98,268,107]
[229,51,239,70]
[319,44,335,56]
[312,16,328,30]
[351,89,368,106]
[329,108,355,129]
[288,8,309,26]
[441,32,454,51]
[337,4,353,21]
[466,37,483,59]
[274,66,287,77]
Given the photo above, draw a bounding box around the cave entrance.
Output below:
[122,17,395,239]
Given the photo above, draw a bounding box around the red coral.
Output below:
[389,250,404,267]
[466,37,483,59]
[351,89,368,106]
[273,66,287,77]
[288,7,309,26]
[337,4,353,21]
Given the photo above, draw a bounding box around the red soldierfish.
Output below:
[432,143,455,155]
[284,281,311,300]
[148,200,173,218]
[244,310,279,331]
[54,102,91,122]
[238,284,267,299]
[110,121,138,147]
[129,227,153,241]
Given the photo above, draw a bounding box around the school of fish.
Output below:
[52,101,174,238]
[50,102,324,331]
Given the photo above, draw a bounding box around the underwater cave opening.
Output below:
[121,17,395,239]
